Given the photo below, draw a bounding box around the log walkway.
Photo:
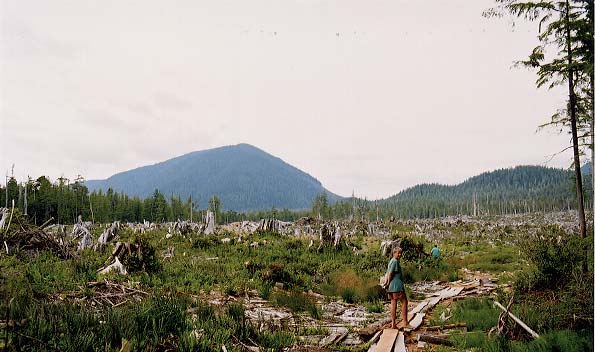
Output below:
[367,279,495,352]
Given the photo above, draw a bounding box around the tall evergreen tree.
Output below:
[485,0,594,237]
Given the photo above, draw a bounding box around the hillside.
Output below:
[85,144,341,212]
[379,165,581,218]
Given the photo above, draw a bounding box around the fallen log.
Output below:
[493,301,539,339]
[418,333,453,346]
[425,322,466,331]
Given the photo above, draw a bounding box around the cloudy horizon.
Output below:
[1,0,576,200]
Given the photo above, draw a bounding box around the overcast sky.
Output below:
[0,0,574,199]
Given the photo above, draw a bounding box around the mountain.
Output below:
[85,144,341,212]
[378,165,581,217]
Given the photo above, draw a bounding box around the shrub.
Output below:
[341,287,357,303]
[192,234,219,249]
[516,233,591,291]
[122,235,161,273]
[257,280,273,300]
[399,235,428,262]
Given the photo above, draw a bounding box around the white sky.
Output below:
[0,0,574,199]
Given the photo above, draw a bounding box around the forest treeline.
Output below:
[0,175,307,225]
[313,166,592,220]
[0,165,590,225]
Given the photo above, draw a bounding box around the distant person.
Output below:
[383,247,408,329]
[431,244,440,260]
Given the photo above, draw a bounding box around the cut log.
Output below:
[493,301,539,339]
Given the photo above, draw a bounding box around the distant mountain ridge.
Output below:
[378,165,584,217]
[85,144,341,212]
[86,144,590,215]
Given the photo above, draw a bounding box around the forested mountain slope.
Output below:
[378,166,583,218]
[86,144,341,211]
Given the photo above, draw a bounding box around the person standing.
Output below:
[431,244,440,260]
[383,247,408,329]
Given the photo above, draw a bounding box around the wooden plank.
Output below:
[440,287,463,299]
[410,301,428,315]
[374,329,399,352]
[439,288,455,298]
[451,287,464,296]
[393,331,407,352]
[421,297,441,312]
[409,312,425,330]
[369,330,382,344]
[430,288,448,297]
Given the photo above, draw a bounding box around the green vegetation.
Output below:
[0,219,463,350]
[0,210,592,350]
[428,227,594,351]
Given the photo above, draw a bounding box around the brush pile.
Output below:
[0,207,76,259]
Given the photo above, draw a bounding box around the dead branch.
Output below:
[493,300,540,339]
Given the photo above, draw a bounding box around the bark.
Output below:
[418,334,453,346]
[566,0,587,238]
[204,210,216,234]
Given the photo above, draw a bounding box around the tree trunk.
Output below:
[590,0,594,235]
[566,0,587,238]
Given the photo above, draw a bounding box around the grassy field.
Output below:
[0,214,592,351]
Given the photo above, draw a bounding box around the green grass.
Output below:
[0,221,592,351]
[364,300,384,313]
[273,290,320,319]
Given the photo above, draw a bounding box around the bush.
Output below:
[399,235,428,262]
[341,287,357,303]
[122,235,161,273]
[516,233,591,291]
[192,234,219,250]
[512,233,593,331]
